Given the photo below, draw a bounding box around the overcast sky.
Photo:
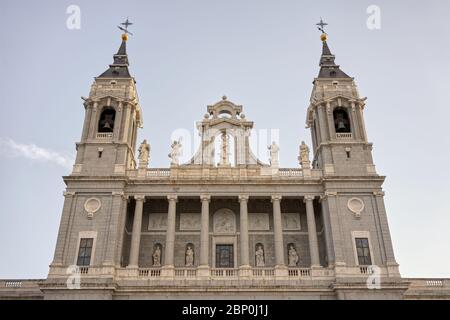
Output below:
[0,0,449,279]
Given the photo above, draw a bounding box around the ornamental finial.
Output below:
[316,18,328,42]
[118,17,133,41]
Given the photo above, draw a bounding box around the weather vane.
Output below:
[118,17,134,36]
[316,17,328,34]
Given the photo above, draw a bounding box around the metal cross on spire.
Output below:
[118,17,134,36]
[316,18,328,34]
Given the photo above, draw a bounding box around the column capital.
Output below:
[271,194,282,202]
[373,191,385,197]
[200,194,211,202]
[134,194,146,202]
[112,191,127,200]
[167,194,178,202]
[303,195,315,202]
[324,191,338,198]
[63,191,75,198]
[238,194,249,202]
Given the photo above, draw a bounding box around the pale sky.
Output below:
[0,0,449,279]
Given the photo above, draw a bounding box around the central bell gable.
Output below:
[187,96,268,167]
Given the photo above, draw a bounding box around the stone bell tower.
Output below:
[72,32,143,176]
[306,32,375,177]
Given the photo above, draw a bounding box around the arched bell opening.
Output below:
[98,107,116,133]
[333,107,351,133]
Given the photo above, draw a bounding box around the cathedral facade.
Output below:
[1,30,449,300]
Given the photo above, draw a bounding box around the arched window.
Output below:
[98,107,116,133]
[333,108,351,133]
[255,243,265,267]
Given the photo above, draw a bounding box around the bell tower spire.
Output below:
[72,19,143,176]
[306,20,375,176]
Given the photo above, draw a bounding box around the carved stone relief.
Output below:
[180,213,201,231]
[282,213,301,230]
[148,213,167,230]
[248,213,270,231]
[213,209,236,233]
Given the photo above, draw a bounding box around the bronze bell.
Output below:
[337,120,346,130]
[103,121,112,130]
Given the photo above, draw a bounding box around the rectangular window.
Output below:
[355,237,372,265]
[215,245,234,268]
[77,238,93,266]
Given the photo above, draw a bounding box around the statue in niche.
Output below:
[185,245,194,267]
[138,139,150,168]
[219,131,230,165]
[168,139,182,165]
[255,245,265,267]
[268,141,279,167]
[152,245,161,267]
[288,244,299,267]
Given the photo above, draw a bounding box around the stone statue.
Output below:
[288,245,299,267]
[185,245,194,267]
[255,245,265,267]
[219,131,230,165]
[299,141,311,168]
[268,141,279,167]
[138,139,150,168]
[168,139,182,165]
[152,245,161,267]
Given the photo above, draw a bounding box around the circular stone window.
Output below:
[347,198,364,218]
[84,198,101,219]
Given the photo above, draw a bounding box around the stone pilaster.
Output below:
[319,195,335,267]
[373,191,400,277]
[51,191,76,267]
[304,195,320,268]
[198,194,210,277]
[162,194,177,277]
[127,194,145,269]
[102,191,127,267]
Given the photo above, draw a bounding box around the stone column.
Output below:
[198,194,210,276]
[88,101,99,139]
[81,105,93,141]
[239,195,251,276]
[271,195,286,274]
[128,194,145,268]
[162,194,177,277]
[304,195,320,268]
[113,101,124,142]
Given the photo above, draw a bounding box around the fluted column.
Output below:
[271,195,285,267]
[199,194,210,267]
[304,195,320,267]
[239,195,250,268]
[164,194,178,267]
[128,194,145,268]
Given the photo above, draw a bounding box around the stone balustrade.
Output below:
[96,132,113,139]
